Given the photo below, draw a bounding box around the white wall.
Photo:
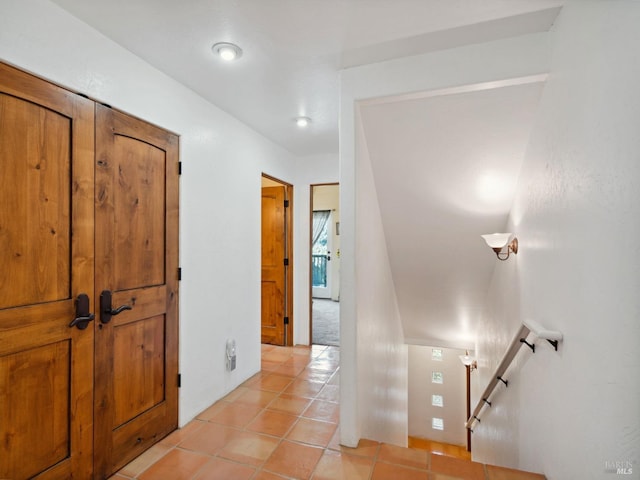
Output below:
[354,109,408,446]
[293,154,339,345]
[472,2,640,478]
[0,0,302,427]
[408,346,466,446]
[339,30,553,448]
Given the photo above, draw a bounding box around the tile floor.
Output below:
[109,344,545,480]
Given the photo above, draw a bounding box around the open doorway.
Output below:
[310,184,340,346]
[261,174,293,346]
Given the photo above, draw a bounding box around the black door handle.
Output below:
[100,290,132,324]
[70,293,95,330]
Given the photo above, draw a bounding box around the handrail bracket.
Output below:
[519,338,535,353]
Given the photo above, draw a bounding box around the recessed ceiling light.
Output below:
[212,42,242,61]
[295,116,311,127]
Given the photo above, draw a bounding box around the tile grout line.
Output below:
[116,345,344,480]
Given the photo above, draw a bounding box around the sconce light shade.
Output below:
[481,233,518,261]
[459,351,477,370]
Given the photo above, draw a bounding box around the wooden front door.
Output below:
[93,105,179,478]
[0,63,95,479]
[261,184,292,345]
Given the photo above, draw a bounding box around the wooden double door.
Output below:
[0,63,179,479]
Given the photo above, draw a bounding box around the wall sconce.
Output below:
[481,233,518,261]
[459,351,477,371]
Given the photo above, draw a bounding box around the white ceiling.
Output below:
[49,0,559,348]
[51,0,562,156]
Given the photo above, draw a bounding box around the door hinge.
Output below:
[284,199,290,208]
[284,258,289,266]
[284,316,289,325]
[177,374,182,388]
[178,162,182,175]
[178,267,182,281]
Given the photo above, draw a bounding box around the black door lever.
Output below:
[70,293,95,330]
[100,290,132,324]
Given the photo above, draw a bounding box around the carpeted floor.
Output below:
[311,298,340,346]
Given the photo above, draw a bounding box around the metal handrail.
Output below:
[465,320,563,430]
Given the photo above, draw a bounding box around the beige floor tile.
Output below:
[261,360,283,372]
[430,454,485,480]
[316,348,340,362]
[196,401,229,421]
[284,355,314,367]
[241,372,267,388]
[267,393,313,415]
[235,388,279,408]
[263,440,324,479]
[311,450,374,480]
[428,474,470,480]
[118,442,172,477]
[302,399,339,423]
[271,363,307,377]
[316,384,339,403]
[217,431,280,467]
[292,346,313,356]
[159,420,205,447]
[193,457,256,480]
[137,449,210,480]
[248,373,295,392]
[287,417,337,447]
[297,368,334,383]
[207,402,263,428]
[178,422,243,455]
[222,386,250,402]
[306,358,339,372]
[246,409,299,437]
[254,470,289,480]
[371,462,429,480]
[262,350,294,363]
[377,443,429,470]
[284,378,325,398]
[327,431,380,458]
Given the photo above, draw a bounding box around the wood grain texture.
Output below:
[261,186,286,345]
[0,93,71,309]
[0,61,95,480]
[94,104,179,478]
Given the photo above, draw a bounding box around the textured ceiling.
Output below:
[51,0,563,156]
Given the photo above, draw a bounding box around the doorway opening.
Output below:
[310,184,340,346]
[261,174,293,346]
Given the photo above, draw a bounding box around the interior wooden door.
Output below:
[261,186,287,345]
[0,63,95,479]
[93,105,179,478]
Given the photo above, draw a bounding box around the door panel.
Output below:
[0,341,70,479]
[0,94,71,309]
[261,186,286,345]
[113,315,166,426]
[94,104,179,478]
[0,62,95,480]
[112,135,166,290]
